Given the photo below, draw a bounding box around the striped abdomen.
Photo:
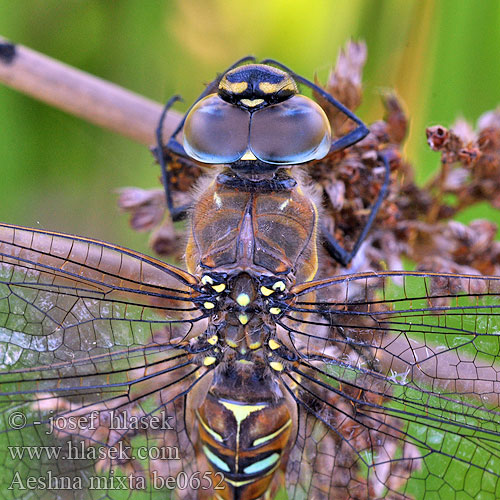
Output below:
[196,385,293,500]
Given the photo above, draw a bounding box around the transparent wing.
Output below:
[279,271,500,500]
[3,225,500,499]
[0,224,209,500]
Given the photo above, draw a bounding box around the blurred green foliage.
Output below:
[0,0,499,255]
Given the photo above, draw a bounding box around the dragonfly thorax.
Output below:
[198,272,288,356]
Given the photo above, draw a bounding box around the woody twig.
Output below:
[0,35,181,146]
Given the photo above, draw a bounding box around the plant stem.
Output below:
[0,36,182,146]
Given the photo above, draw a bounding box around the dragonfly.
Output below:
[1,56,500,500]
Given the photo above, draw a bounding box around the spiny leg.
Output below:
[322,153,391,266]
[260,58,387,266]
[260,58,369,152]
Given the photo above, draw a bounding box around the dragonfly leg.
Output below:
[155,96,191,221]
[259,58,369,151]
[321,152,391,266]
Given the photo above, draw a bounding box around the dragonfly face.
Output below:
[183,64,332,166]
[1,59,500,500]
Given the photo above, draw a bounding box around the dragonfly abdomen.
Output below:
[196,379,293,500]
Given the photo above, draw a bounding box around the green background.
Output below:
[0,0,499,255]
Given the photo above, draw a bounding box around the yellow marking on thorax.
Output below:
[212,283,226,293]
[238,313,249,325]
[201,275,213,285]
[213,192,222,208]
[224,477,256,487]
[236,293,251,306]
[237,359,253,365]
[203,356,217,366]
[304,199,319,282]
[268,339,280,350]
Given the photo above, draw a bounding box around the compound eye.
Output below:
[184,94,250,164]
[250,95,331,164]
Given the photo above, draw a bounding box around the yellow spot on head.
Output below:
[272,281,286,292]
[258,81,279,94]
[268,339,280,350]
[207,335,218,345]
[204,302,215,310]
[227,339,238,348]
[219,79,248,94]
[238,314,249,325]
[240,150,257,161]
[249,341,261,350]
[260,286,274,296]
[270,361,284,372]
[269,307,281,315]
[236,293,250,307]
[240,98,264,107]
[258,79,297,95]
[212,283,226,293]
[203,356,217,366]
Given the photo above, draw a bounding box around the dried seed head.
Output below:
[117,187,165,231]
